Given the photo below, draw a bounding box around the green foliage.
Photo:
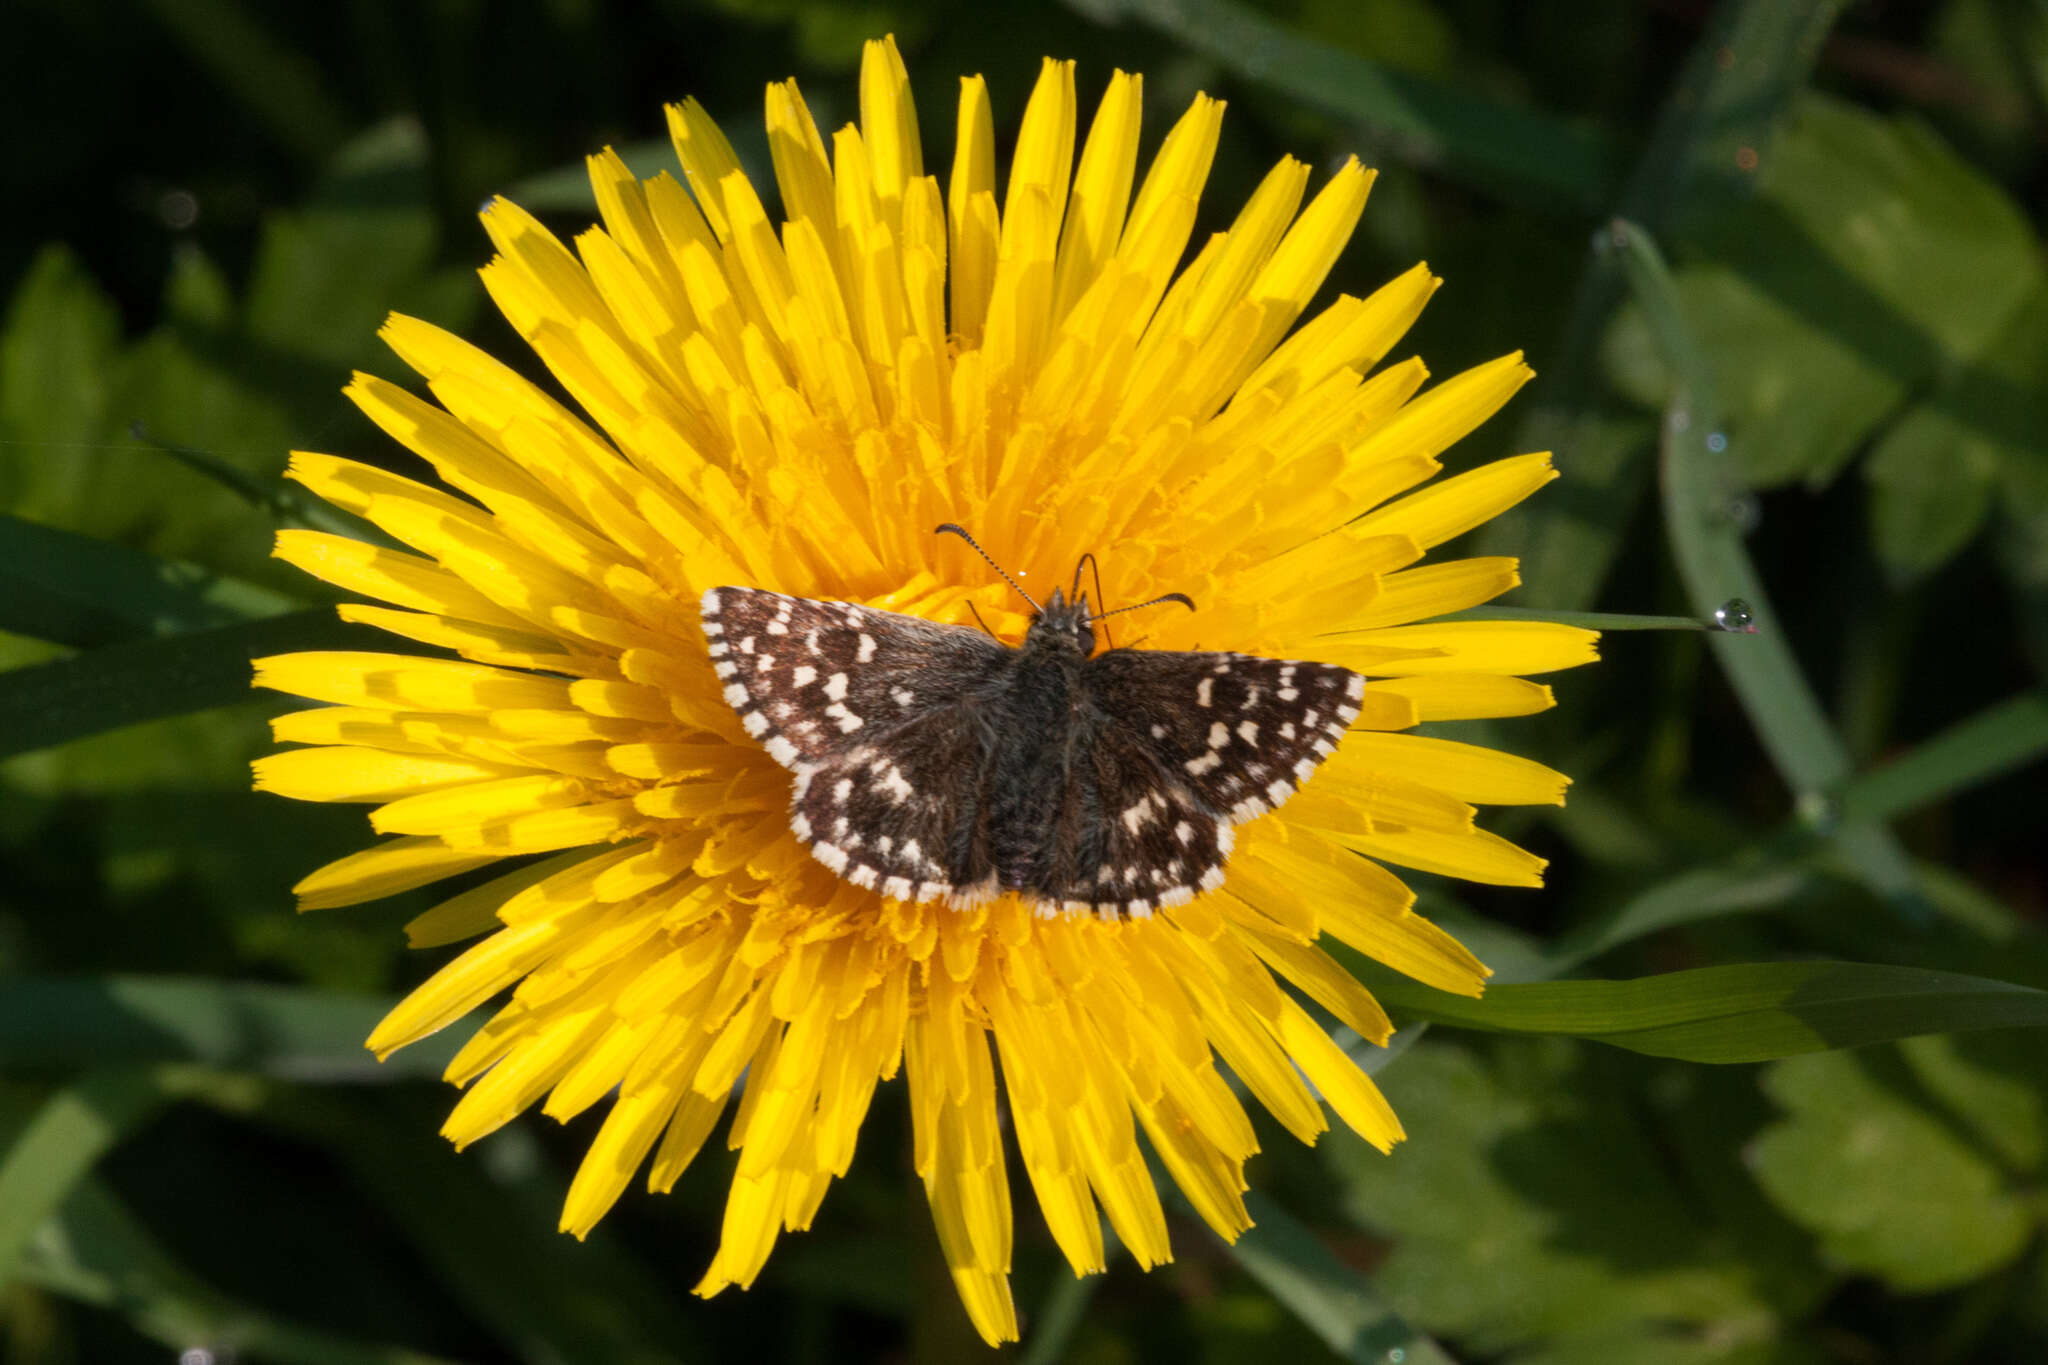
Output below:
[3,1,2046,1362]
[1749,1045,2042,1291]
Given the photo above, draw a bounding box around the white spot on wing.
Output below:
[1185,751,1222,776]
[792,665,817,687]
[857,633,877,662]
[824,673,849,701]
[1197,677,1213,708]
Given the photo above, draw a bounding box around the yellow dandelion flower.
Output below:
[253,36,1596,1345]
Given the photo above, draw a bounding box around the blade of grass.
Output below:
[21,1175,459,1365]
[1018,1222,1123,1365]
[0,1067,264,1291]
[1439,604,1710,631]
[1836,690,2048,825]
[0,608,389,759]
[0,514,299,648]
[130,421,392,544]
[1545,852,1824,971]
[0,1069,172,1290]
[0,977,466,1081]
[1618,217,1924,918]
[1071,0,1612,211]
[1364,960,2048,1063]
[1213,1189,1457,1365]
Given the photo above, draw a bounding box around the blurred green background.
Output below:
[4,0,2047,1361]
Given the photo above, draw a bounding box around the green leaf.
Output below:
[1750,1050,2036,1290]
[1901,1032,2048,1174]
[1366,961,2048,1063]
[245,117,471,367]
[0,608,384,760]
[0,246,122,506]
[1482,0,1850,608]
[1329,1037,1805,1358]
[1863,405,2002,580]
[0,977,464,1081]
[0,513,298,648]
[1069,0,1615,210]
[1619,217,1924,917]
[21,1175,459,1364]
[1621,95,2045,491]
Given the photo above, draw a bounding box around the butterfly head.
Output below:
[935,523,1196,656]
[1029,587,1098,657]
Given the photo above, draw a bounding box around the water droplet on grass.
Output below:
[1711,599,1756,633]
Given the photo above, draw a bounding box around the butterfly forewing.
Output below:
[701,588,1005,766]
[1083,649,1363,821]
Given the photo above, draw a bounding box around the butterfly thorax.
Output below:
[988,589,1101,889]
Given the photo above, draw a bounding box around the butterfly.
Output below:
[700,527,1364,919]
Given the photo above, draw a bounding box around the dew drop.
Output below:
[1668,408,1691,433]
[1710,598,1756,633]
[1706,431,1728,453]
[1722,493,1761,533]
[1387,1352,1406,1365]
[158,189,200,231]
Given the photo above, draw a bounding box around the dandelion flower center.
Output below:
[253,35,1597,1345]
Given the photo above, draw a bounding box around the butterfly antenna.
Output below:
[1092,591,1197,621]
[1072,552,1115,648]
[935,523,1041,612]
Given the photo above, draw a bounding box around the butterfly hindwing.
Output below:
[1082,648,1363,824]
[701,587,1006,903]
[1032,719,1229,918]
[789,696,1001,905]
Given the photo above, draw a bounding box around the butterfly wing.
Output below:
[701,587,1008,903]
[1038,647,1362,917]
